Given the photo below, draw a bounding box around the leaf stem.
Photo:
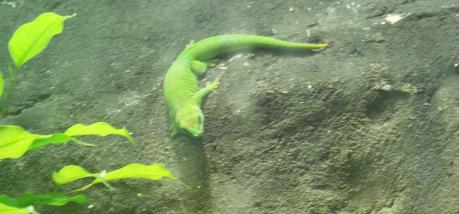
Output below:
[0,64,18,117]
[70,137,96,147]
[100,179,115,190]
[8,64,17,83]
[96,171,115,190]
[69,183,94,193]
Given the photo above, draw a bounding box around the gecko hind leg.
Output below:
[169,111,179,138]
[191,59,220,77]
[191,60,209,77]
[170,123,178,138]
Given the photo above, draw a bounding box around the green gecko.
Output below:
[163,34,327,138]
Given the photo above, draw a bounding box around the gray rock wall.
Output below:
[0,0,458,213]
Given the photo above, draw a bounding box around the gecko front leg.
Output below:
[194,79,220,106]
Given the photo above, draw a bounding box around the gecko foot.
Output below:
[206,79,220,90]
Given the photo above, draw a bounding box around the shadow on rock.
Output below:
[173,136,211,213]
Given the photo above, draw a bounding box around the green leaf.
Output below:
[28,133,72,151]
[0,203,31,214]
[8,12,75,68]
[103,163,175,182]
[47,194,86,206]
[0,125,47,159]
[53,163,174,192]
[0,193,87,208]
[64,122,136,145]
[0,122,135,159]
[52,165,95,185]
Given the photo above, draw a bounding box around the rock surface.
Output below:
[0,0,458,213]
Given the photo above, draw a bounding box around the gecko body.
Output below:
[163,34,327,138]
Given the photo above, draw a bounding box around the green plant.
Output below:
[0,12,74,114]
[0,192,86,213]
[1,12,175,214]
[9,12,75,68]
[0,122,136,159]
[53,163,174,192]
[0,202,33,214]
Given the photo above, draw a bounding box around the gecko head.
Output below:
[176,107,204,138]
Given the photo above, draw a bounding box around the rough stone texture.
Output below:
[0,0,458,213]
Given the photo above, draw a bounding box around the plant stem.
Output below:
[70,137,96,147]
[100,179,115,190]
[96,171,115,190]
[7,64,16,83]
[0,64,18,117]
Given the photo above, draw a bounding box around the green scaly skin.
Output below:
[163,34,328,138]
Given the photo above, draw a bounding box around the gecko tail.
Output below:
[187,34,329,60]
